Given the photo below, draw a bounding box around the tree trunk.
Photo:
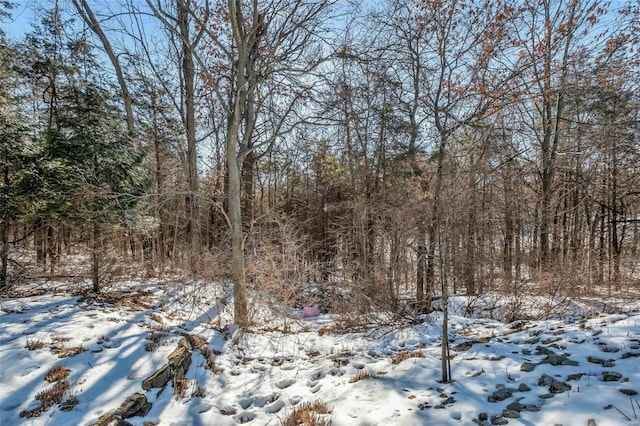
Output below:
[178,0,201,264]
[92,222,100,293]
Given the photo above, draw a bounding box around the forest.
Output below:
[1,0,640,327]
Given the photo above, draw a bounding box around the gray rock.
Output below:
[502,409,521,418]
[518,383,531,392]
[114,393,151,418]
[602,372,622,382]
[535,346,554,356]
[491,417,509,425]
[541,354,579,367]
[521,362,537,372]
[538,374,571,393]
[506,401,524,412]
[619,389,638,396]
[587,356,615,367]
[567,373,585,381]
[488,388,514,402]
[142,364,171,390]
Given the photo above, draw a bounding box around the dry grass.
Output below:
[282,400,331,426]
[44,365,71,383]
[51,335,71,343]
[51,344,85,358]
[390,350,425,365]
[145,331,168,352]
[80,289,155,311]
[20,380,70,418]
[25,338,46,351]
[191,386,206,398]
[202,347,224,374]
[348,369,378,383]
[148,312,164,323]
[173,377,189,400]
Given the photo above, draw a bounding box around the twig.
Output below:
[631,397,637,419]
[610,404,632,421]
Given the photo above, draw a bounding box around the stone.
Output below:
[535,346,554,356]
[167,345,191,377]
[587,356,615,367]
[521,362,537,372]
[488,388,513,402]
[538,374,571,393]
[479,412,488,421]
[541,354,578,367]
[587,419,597,426]
[142,364,171,390]
[491,416,509,425]
[502,409,520,418]
[567,373,585,381]
[602,372,622,382]
[115,393,151,418]
[518,383,531,392]
[619,389,638,396]
[506,401,524,412]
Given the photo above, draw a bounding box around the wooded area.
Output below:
[1,0,639,330]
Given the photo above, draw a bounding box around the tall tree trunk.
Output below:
[92,222,100,292]
[178,0,200,264]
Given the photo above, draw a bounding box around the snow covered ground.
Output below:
[2,279,640,426]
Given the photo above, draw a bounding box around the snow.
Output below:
[2,280,640,425]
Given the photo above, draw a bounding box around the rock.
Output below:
[538,374,571,393]
[539,393,555,399]
[506,401,525,412]
[619,389,638,396]
[587,356,615,367]
[525,337,540,345]
[479,412,488,421]
[522,348,531,355]
[502,409,520,418]
[167,344,191,377]
[143,339,192,390]
[520,362,537,372]
[602,372,622,382]
[567,373,585,381]
[114,393,151,419]
[142,364,171,390]
[587,419,597,426]
[541,354,579,367]
[488,387,514,402]
[491,416,509,425]
[535,346,554,356]
[518,383,531,392]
